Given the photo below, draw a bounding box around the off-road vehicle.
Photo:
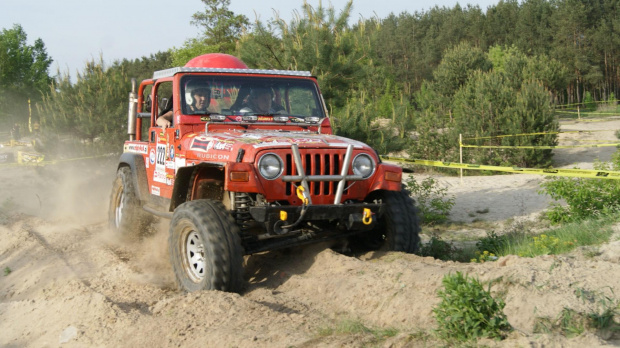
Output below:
[109,53,420,293]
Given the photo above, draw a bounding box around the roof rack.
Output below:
[152,67,313,80]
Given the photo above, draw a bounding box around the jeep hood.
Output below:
[183,130,372,162]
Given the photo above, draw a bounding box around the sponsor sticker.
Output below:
[149,148,156,165]
[151,186,160,196]
[125,143,148,154]
[153,170,166,183]
[175,157,186,173]
[195,153,230,161]
[191,139,210,151]
[169,145,175,159]
[211,141,234,152]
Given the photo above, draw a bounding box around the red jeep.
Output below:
[109,54,420,293]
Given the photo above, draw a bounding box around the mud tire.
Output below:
[169,199,244,293]
[108,166,151,237]
[353,189,421,253]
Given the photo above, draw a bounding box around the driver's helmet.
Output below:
[249,87,274,100]
[184,80,211,106]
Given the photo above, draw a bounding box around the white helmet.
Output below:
[184,80,211,105]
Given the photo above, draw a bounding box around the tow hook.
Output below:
[362,208,372,225]
[296,185,310,205]
[346,208,375,230]
[275,185,311,234]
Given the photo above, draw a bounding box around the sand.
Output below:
[1,119,620,347]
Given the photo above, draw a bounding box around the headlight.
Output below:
[258,153,283,180]
[352,153,375,178]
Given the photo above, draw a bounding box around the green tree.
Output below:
[238,0,371,109]
[484,0,520,47]
[549,0,593,104]
[38,58,130,154]
[110,51,172,82]
[170,0,249,66]
[514,0,554,56]
[190,0,249,54]
[170,38,220,67]
[433,42,492,99]
[411,45,558,167]
[452,69,557,167]
[332,83,414,155]
[0,24,53,126]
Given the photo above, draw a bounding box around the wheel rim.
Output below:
[182,228,206,282]
[114,190,124,228]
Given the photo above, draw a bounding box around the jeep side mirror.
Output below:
[145,95,152,113]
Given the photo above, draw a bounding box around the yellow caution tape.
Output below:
[463,129,607,141]
[460,143,620,149]
[0,140,31,147]
[560,118,619,123]
[0,154,113,167]
[380,156,620,180]
[555,110,620,116]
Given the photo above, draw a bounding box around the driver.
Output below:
[240,87,276,114]
[156,85,210,129]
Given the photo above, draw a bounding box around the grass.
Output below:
[4,267,11,276]
[417,213,617,264]
[487,217,616,258]
[533,296,620,338]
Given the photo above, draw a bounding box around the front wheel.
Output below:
[352,189,421,253]
[169,199,244,293]
[108,166,150,237]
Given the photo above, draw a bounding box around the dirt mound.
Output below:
[2,120,620,347]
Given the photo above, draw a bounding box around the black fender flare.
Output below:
[170,165,195,210]
[117,153,149,203]
[170,163,226,211]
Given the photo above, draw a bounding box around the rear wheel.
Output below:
[352,189,421,253]
[108,166,150,237]
[169,199,244,292]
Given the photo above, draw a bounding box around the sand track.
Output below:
[2,120,620,347]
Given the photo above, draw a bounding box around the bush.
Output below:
[433,272,511,342]
[404,176,455,224]
[539,152,620,224]
[417,233,457,260]
[583,91,596,110]
[476,230,508,255]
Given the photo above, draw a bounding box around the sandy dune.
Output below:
[2,120,620,347]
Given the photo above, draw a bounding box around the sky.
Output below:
[1,0,499,79]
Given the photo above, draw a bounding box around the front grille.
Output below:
[284,150,348,197]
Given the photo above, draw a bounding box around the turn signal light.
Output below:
[230,171,249,182]
[385,171,401,182]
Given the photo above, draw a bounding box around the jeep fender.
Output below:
[170,163,226,211]
[117,153,149,203]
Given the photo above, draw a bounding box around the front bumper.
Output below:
[248,203,384,224]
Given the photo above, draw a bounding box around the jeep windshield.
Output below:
[179,75,326,121]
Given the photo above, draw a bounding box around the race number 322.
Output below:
[156,144,167,167]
